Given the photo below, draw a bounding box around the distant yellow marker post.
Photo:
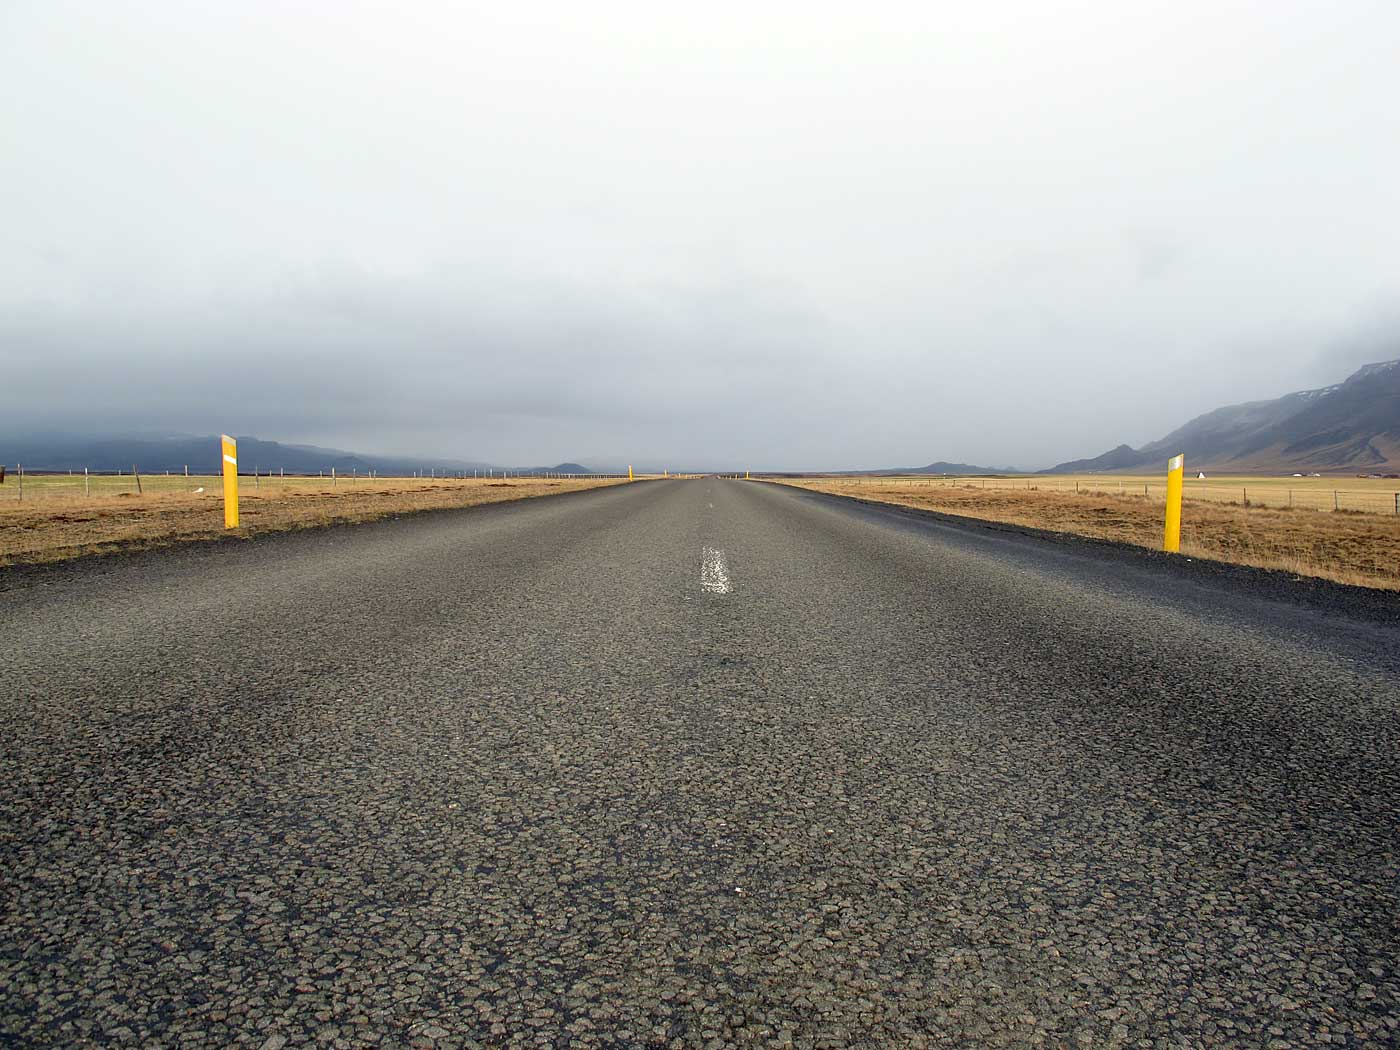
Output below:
[221,434,239,529]
[745,470,750,480]
[1163,453,1184,552]
[628,465,634,481]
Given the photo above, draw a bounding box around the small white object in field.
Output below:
[193,487,204,493]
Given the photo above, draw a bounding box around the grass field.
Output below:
[803,473,1400,514]
[771,475,1400,591]
[0,474,635,567]
[0,470,625,501]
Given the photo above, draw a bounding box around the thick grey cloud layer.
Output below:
[4,1,1399,469]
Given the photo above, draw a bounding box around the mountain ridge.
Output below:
[0,433,593,476]
[873,460,1022,475]
[1047,359,1400,474]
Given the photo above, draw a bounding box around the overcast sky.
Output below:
[3,1,1399,469]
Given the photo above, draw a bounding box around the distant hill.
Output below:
[1047,359,1400,474]
[0,433,495,475]
[841,461,1021,476]
[899,460,1022,475]
[520,462,594,474]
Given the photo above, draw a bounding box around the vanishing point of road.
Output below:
[3,478,1398,1048]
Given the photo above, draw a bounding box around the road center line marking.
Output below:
[701,546,731,594]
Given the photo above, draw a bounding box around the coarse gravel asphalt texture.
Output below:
[2,477,1399,1049]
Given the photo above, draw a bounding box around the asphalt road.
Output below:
[3,478,1399,1049]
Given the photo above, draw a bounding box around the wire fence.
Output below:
[0,466,630,503]
[10,465,1396,516]
[800,475,1400,516]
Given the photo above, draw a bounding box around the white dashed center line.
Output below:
[701,547,731,594]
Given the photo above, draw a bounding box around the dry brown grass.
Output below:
[772,478,1400,591]
[0,476,630,568]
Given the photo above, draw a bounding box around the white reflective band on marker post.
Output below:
[1169,455,1184,470]
[224,454,237,466]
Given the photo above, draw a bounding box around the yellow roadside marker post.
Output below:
[1163,453,1184,552]
[745,470,750,480]
[221,434,239,528]
[628,465,634,481]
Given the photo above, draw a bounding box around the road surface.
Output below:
[3,478,1398,1048]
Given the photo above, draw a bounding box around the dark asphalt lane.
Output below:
[2,478,1398,1048]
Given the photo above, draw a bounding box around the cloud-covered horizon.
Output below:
[4,2,1399,470]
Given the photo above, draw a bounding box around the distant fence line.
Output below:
[797,475,1400,516]
[0,465,630,502]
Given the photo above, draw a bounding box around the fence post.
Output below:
[1242,486,1246,507]
[1334,490,1339,511]
[17,463,21,502]
[133,465,142,495]
[84,466,89,497]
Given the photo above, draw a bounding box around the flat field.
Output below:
[0,474,633,566]
[1010,472,1400,514]
[772,474,1400,590]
